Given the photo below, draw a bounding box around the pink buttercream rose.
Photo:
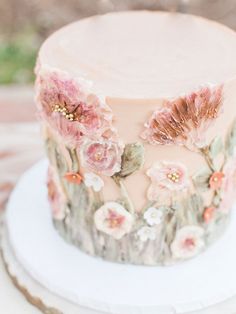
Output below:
[81,139,123,176]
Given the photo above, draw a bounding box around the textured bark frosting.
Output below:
[35,11,236,265]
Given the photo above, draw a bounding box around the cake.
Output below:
[35,11,236,266]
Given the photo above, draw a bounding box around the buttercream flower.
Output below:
[36,67,113,147]
[171,225,205,259]
[141,85,223,150]
[203,207,215,223]
[84,172,104,192]
[47,167,66,220]
[51,115,84,147]
[146,162,189,200]
[94,202,134,240]
[209,172,224,190]
[144,207,163,226]
[81,139,123,176]
[218,157,236,213]
[137,226,157,242]
[64,172,83,184]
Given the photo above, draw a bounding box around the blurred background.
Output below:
[1,0,236,86]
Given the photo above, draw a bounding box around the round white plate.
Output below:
[5,160,236,314]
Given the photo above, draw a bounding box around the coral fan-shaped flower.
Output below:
[141,85,223,150]
[171,225,205,259]
[36,66,112,147]
[146,161,189,200]
[137,226,157,242]
[144,207,163,226]
[81,139,123,176]
[84,172,104,192]
[47,167,66,220]
[94,202,134,239]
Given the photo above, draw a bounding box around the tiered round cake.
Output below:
[35,11,236,266]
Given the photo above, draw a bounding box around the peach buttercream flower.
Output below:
[209,172,224,190]
[203,207,215,223]
[171,225,205,260]
[94,202,134,239]
[141,85,223,149]
[146,162,189,200]
[64,172,83,184]
[81,139,123,176]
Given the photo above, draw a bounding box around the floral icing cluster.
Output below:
[36,66,124,177]
[141,85,223,150]
[37,66,236,265]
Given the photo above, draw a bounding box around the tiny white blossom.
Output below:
[84,172,104,192]
[137,226,156,242]
[144,207,163,226]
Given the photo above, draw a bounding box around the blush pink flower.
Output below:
[218,157,236,213]
[146,162,189,200]
[171,225,205,260]
[50,114,84,147]
[36,67,113,147]
[141,85,223,150]
[94,202,134,239]
[81,139,123,176]
[47,167,66,220]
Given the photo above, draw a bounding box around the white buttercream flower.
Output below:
[137,226,157,242]
[171,225,205,260]
[144,207,163,226]
[94,202,134,240]
[84,172,104,192]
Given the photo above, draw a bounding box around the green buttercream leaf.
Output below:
[225,119,236,156]
[213,193,222,207]
[190,193,204,212]
[209,136,223,159]
[192,167,212,190]
[117,142,145,178]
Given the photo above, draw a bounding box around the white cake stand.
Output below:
[2,160,236,314]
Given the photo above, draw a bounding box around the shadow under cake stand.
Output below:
[2,160,236,314]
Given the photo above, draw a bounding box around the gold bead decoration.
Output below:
[167,172,180,183]
[52,104,76,121]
